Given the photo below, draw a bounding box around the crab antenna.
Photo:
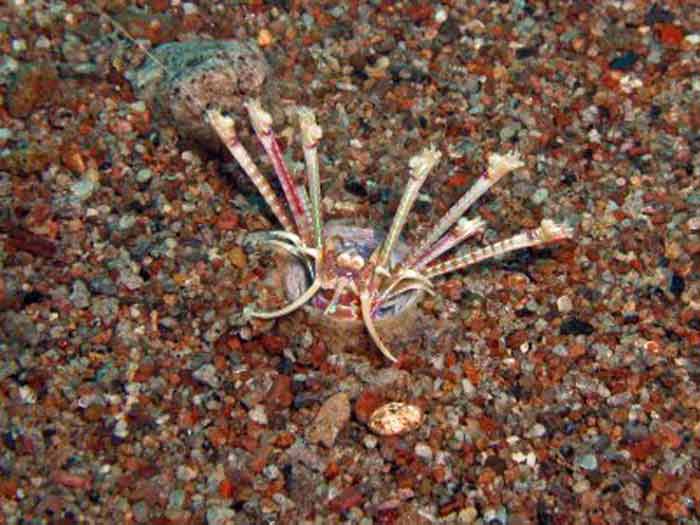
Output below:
[373,268,434,316]
[246,277,322,320]
[407,151,524,267]
[246,99,313,246]
[377,146,442,271]
[360,291,398,363]
[207,110,296,234]
[425,219,573,279]
[298,107,324,251]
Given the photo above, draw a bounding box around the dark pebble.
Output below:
[669,273,684,297]
[22,290,45,306]
[560,317,594,336]
[89,276,118,296]
[645,4,675,24]
[516,46,538,59]
[344,176,367,197]
[609,51,639,71]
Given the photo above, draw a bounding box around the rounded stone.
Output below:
[127,40,270,147]
[368,402,423,436]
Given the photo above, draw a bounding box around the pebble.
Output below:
[176,465,198,482]
[306,392,351,447]
[193,363,220,389]
[69,279,90,309]
[248,405,268,425]
[363,435,378,449]
[206,506,235,525]
[414,443,433,462]
[457,507,478,524]
[576,453,598,471]
[557,295,573,313]
[127,40,269,146]
[118,214,136,231]
[263,464,280,480]
[526,423,547,439]
[71,179,95,201]
[368,402,423,436]
[531,187,549,205]
[573,479,591,493]
[136,168,153,183]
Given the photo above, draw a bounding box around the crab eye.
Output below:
[337,250,365,271]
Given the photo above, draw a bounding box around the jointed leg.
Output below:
[207,110,296,234]
[246,100,313,246]
[406,152,524,268]
[425,219,573,279]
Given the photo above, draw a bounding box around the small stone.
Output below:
[557,295,573,313]
[368,402,423,436]
[193,363,219,388]
[258,28,274,47]
[248,404,268,425]
[132,501,149,523]
[263,464,280,480]
[176,465,198,481]
[457,507,478,524]
[226,246,247,269]
[71,179,95,201]
[526,423,547,439]
[268,375,293,408]
[531,187,549,205]
[414,443,433,461]
[206,505,235,525]
[573,479,591,493]
[118,214,136,231]
[0,128,13,144]
[69,279,91,309]
[560,317,594,336]
[306,392,351,447]
[215,210,239,231]
[136,168,153,183]
[168,489,185,509]
[363,435,378,449]
[609,51,639,71]
[576,453,598,471]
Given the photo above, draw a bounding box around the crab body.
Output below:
[207,100,573,362]
[280,222,421,322]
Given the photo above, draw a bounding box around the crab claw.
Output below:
[247,277,322,320]
[360,290,398,363]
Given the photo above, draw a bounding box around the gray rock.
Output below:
[206,506,235,525]
[90,296,120,325]
[88,275,117,296]
[127,40,269,147]
[193,363,220,389]
[70,279,91,309]
[2,311,39,347]
[70,179,95,201]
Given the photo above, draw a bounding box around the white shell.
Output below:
[368,402,424,436]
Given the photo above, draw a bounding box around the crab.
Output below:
[206,100,573,362]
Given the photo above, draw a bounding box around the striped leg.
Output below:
[425,220,573,279]
[245,99,313,246]
[206,109,296,235]
[406,151,524,268]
